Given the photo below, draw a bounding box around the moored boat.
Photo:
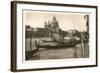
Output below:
[38,38,77,49]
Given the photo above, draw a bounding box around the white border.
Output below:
[16,3,96,69]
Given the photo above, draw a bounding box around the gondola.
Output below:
[38,39,77,49]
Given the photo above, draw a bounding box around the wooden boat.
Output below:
[41,39,55,42]
[38,43,76,49]
[38,39,77,49]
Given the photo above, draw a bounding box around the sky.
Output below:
[23,10,88,32]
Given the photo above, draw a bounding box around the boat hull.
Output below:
[38,42,76,49]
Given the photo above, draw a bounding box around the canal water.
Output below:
[25,38,89,60]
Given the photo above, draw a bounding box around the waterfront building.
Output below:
[26,16,68,39]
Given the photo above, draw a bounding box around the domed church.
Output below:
[45,16,62,40]
[51,16,59,29]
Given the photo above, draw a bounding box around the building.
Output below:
[44,16,63,40]
[26,16,67,39]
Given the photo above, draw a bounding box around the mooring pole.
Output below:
[81,33,85,57]
[35,40,40,60]
[30,29,33,51]
[74,47,77,58]
[38,42,40,60]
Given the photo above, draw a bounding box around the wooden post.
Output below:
[38,42,40,60]
[30,29,32,51]
[35,40,40,59]
[74,47,77,58]
[81,33,85,57]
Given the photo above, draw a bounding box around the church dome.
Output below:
[51,16,59,28]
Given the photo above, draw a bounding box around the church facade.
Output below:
[44,16,64,40]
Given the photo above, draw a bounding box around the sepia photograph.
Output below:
[24,11,89,61]
[11,1,97,71]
